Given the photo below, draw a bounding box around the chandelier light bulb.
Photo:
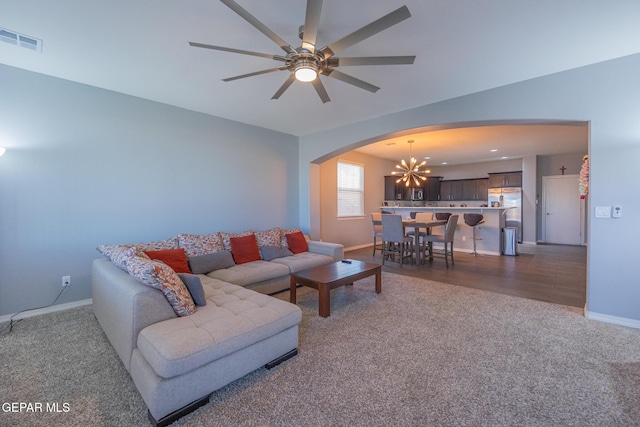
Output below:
[390,140,430,187]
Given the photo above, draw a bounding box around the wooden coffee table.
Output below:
[290,260,382,318]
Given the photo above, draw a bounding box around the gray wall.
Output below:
[300,53,640,323]
[0,64,298,317]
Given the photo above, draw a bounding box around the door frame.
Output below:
[541,174,586,245]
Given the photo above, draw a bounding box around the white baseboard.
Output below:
[521,241,537,246]
[344,243,374,252]
[585,310,640,329]
[0,298,93,323]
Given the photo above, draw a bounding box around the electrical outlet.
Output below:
[62,275,71,287]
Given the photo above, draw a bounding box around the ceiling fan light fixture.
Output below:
[293,59,318,82]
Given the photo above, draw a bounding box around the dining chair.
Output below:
[422,214,459,268]
[381,214,414,267]
[370,212,384,256]
[405,212,433,240]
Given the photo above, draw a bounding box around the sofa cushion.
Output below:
[271,252,335,273]
[126,254,196,317]
[145,248,192,274]
[188,251,235,274]
[285,231,308,254]
[259,245,293,261]
[206,260,290,287]
[178,233,224,256]
[136,276,302,379]
[177,273,206,306]
[230,234,261,264]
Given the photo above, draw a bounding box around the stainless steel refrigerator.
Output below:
[488,187,523,243]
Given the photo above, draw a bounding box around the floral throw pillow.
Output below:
[178,233,225,257]
[134,237,179,251]
[254,227,282,248]
[97,244,134,270]
[125,254,196,317]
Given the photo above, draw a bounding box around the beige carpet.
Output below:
[1,273,639,426]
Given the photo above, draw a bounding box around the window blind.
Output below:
[337,161,364,217]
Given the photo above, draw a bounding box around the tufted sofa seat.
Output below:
[136,276,302,379]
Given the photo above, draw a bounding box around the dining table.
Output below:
[401,219,447,264]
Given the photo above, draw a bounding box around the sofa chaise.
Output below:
[92,227,343,426]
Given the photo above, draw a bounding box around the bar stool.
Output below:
[463,213,484,256]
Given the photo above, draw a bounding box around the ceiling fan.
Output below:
[189,0,415,103]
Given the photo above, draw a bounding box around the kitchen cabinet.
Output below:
[384,176,403,200]
[488,172,522,188]
[423,176,442,201]
[440,178,488,201]
[462,178,489,200]
[476,178,489,200]
[440,180,463,201]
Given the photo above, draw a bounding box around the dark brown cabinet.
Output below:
[488,172,522,188]
[384,176,403,200]
[423,176,442,201]
[462,178,489,200]
[440,180,463,201]
[441,178,489,201]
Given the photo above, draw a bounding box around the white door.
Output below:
[543,175,582,245]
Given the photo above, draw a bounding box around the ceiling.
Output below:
[355,122,588,165]
[1,0,639,140]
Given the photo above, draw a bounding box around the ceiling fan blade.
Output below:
[311,78,331,103]
[223,67,288,82]
[272,74,296,100]
[328,56,415,67]
[301,0,323,52]
[323,69,380,93]
[220,0,296,55]
[320,6,411,58]
[188,42,286,61]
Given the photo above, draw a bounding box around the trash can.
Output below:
[503,227,519,256]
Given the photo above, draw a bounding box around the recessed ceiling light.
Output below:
[424,156,431,160]
[501,156,508,159]
[490,149,498,152]
[441,161,448,165]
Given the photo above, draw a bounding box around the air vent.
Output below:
[0,27,42,52]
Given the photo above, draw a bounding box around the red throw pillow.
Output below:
[286,231,308,254]
[144,248,192,273]
[230,234,261,264]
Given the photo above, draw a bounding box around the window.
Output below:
[337,160,364,218]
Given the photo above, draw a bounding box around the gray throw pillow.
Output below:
[177,273,206,306]
[260,245,293,261]
[188,251,235,274]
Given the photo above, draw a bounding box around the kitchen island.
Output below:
[379,206,510,255]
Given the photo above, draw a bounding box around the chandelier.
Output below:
[391,140,430,187]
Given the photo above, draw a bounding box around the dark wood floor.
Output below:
[345,243,587,308]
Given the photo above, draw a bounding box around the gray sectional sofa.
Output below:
[92,229,343,426]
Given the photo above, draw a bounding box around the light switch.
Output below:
[613,206,622,217]
[595,206,611,218]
